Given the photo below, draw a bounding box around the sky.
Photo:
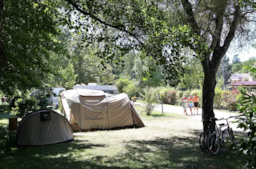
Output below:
[226,47,256,63]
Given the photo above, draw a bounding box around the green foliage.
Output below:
[243,60,256,80]
[239,0,256,8]
[140,87,160,115]
[7,90,22,108]
[191,89,202,105]
[59,62,77,89]
[216,76,224,90]
[158,87,178,105]
[178,56,204,89]
[234,87,256,167]
[241,57,256,73]
[231,63,243,73]
[61,0,209,86]
[11,91,39,118]
[30,85,54,109]
[176,90,184,100]
[115,78,131,93]
[112,52,164,88]
[190,90,202,97]
[70,40,116,85]
[1,0,65,95]
[183,90,192,98]
[159,87,170,104]
[217,55,232,87]
[233,65,256,167]
[11,97,39,118]
[214,87,223,109]
[123,81,139,98]
[60,0,255,133]
[222,90,239,111]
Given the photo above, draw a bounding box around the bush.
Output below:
[9,87,55,118]
[140,87,160,115]
[176,90,184,106]
[183,90,192,98]
[7,89,23,108]
[159,87,169,104]
[166,90,177,105]
[115,78,130,93]
[123,81,139,98]
[191,89,202,106]
[214,87,223,109]
[223,90,239,111]
[11,93,39,118]
[30,86,54,109]
[233,87,256,168]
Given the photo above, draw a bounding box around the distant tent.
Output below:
[16,110,73,146]
[60,89,145,131]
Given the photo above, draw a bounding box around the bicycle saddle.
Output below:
[210,117,218,121]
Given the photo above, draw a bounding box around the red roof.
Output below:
[229,81,256,86]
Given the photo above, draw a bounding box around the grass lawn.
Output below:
[0,105,248,169]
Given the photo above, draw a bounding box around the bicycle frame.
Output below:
[212,120,226,144]
[199,117,218,152]
[222,116,235,143]
[209,116,237,154]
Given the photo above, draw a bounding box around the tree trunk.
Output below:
[0,0,5,81]
[201,51,223,131]
[202,69,216,131]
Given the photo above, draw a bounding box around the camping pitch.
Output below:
[16,110,73,146]
[60,89,145,131]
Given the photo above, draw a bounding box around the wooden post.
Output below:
[8,117,17,131]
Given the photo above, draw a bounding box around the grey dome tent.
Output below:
[16,110,73,146]
[60,89,145,131]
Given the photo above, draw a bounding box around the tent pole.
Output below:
[77,89,82,132]
[107,97,109,129]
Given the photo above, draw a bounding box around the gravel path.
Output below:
[150,103,244,132]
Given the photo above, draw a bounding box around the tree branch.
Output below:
[181,0,200,35]
[65,0,145,47]
[209,0,227,51]
[220,5,241,56]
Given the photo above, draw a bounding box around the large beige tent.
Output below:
[60,89,145,131]
[16,110,73,146]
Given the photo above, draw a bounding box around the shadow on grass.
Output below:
[111,133,247,169]
[0,133,110,169]
[0,116,248,169]
[1,131,247,168]
[150,112,175,117]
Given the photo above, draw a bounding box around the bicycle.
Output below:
[220,116,235,146]
[207,116,236,155]
[199,117,218,152]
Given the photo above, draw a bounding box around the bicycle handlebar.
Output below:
[226,114,243,119]
[202,114,242,122]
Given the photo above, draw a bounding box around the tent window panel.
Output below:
[79,96,107,120]
[81,104,107,120]
[104,90,113,94]
[40,112,51,121]
[84,109,106,120]
[84,100,101,103]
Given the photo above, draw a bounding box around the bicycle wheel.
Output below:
[208,133,220,155]
[199,132,209,152]
[221,129,229,147]
[229,128,235,143]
